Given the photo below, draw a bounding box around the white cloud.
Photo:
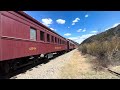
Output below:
[105,27,110,31]
[77,28,86,33]
[82,30,86,32]
[73,18,80,23]
[77,29,82,32]
[90,30,98,34]
[42,18,53,26]
[56,19,65,24]
[112,23,120,28]
[68,27,70,28]
[85,14,89,18]
[72,18,80,25]
[82,28,86,32]
[105,23,120,31]
[50,28,56,31]
[72,23,75,25]
[69,33,95,44]
[64,33,71,36]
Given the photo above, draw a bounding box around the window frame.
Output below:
[51,35,54,43]
[47,33,50,42]
[30,27,37,41]
[40,31,45,41]
[55,37,57,43]
[58,38,59,44]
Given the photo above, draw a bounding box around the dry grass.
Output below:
[59,51,88,79]
[79,37,120,67]
[59,50,120,79]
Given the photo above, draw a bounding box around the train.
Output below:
[0,11,78,74]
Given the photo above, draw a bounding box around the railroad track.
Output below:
[0,59,45,79]
[107,68,120,77]
[0,53,63,79]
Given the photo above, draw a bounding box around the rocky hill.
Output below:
[81,24,120,45]
[79,24,120,67]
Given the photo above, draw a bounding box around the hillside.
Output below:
[79,24,120,68]
[80,24,120,45]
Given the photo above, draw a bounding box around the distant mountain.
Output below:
[80,24,120,45]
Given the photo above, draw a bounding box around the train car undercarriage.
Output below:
[0,50,69,74]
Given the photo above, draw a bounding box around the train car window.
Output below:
[40,31,45,41]
[51,36,54,43]
[55,37,57,43]
[47,34,50,42]
[60,39,61,44]
[62,41,63,44]
[58,38,59,44]
[30,28,37,41]
[59,39,60,44]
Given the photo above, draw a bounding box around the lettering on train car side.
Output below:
[55,47,61,49]
[29,47,37,51]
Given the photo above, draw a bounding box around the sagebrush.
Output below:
[79,37,120,67]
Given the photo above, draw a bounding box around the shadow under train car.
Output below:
[0,51,67,79]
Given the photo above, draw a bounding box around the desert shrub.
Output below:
[78,44,87,54]
[79,37,120,67]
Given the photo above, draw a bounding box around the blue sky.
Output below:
[24,11,120,44]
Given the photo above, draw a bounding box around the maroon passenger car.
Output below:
[0,11,76,73]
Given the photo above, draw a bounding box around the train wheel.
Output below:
[45,54,48,59]
[5,63,9,74]
[3,62,10,74]
[1,62,10,74]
